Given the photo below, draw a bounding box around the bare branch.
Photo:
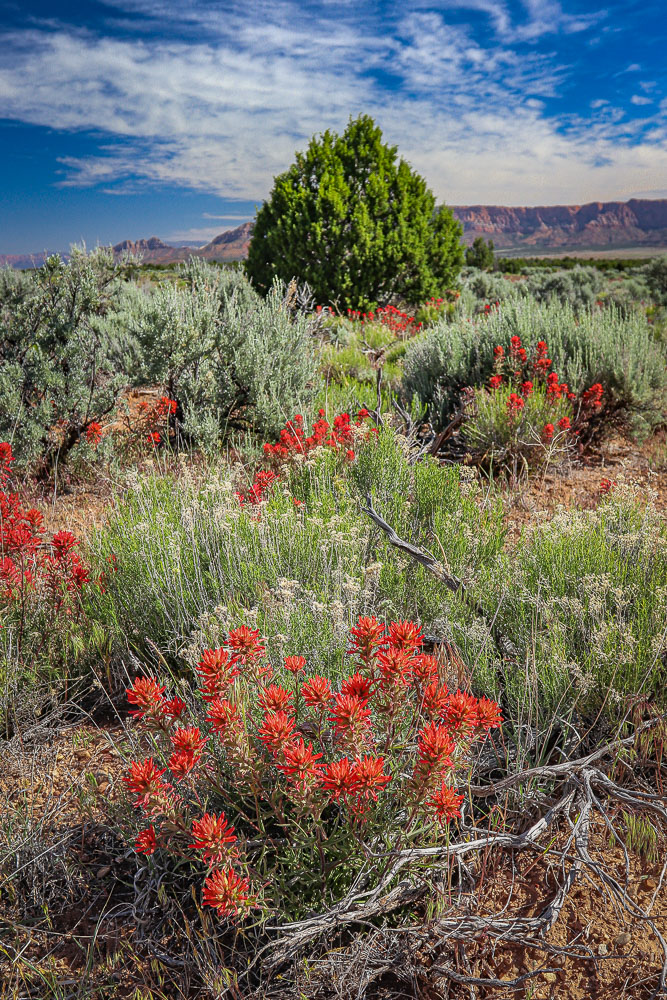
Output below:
[361,494,519,660]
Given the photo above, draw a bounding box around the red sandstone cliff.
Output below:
[452,199,667,250]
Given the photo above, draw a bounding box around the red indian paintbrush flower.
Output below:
[277,738,323,787]
[351,755,391,803]
[51,530,77,556]
[340,673,373,701]
[506,392,525,415]
[348,616,386,664]
[475,696,502,732]
[258,684,293,715]
[86,422,102,447]
[329,693,372,745]
[321,757,360,801]
[301,675,333,710]
[124,758,167,807]
[206,697,242,736]
[135,825,157,855]
[386,620,424,653]
[190,812,237,863]
[376,648,412,691]
[421,681,450,720]
[168,750,202,780]
[196,648,240,701]
[202,867,252,918]
[171,726,208,754]
[413,723,455,787]
[582,383,603,408]
[162,696,186,720]
[410,653,440,686]
[284,655,306,674]
[227,625,265,663]
[126,677,166,719]
[444,690,479,738]
[428,781,464,825]
[258,710,296,754]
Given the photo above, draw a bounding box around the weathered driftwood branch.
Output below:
[428,408,467,456]
[361,494,519,661]
[467,713,667,799]
[260,725,667,983]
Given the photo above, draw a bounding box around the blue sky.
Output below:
[1,0,666,253]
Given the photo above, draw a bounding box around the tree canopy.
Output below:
[246,115,464,310]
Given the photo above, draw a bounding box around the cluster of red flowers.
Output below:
[487,337,604,446]
[124,617,502,920]
[85,422,103,448]
[136,395,178,447]
[0,443,91,609]
[506,392,525,417]
[544,371,575,403]
[263,410,376,464]
[582,383,604,409]
[235,469,279,507]
[346,305,422,336]
[235,410,378,511]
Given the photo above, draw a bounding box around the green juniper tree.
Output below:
[465,236,496,270]
[246,115,464,310]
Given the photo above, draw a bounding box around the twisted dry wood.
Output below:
[259,724,667,992]
[362,494,519,660]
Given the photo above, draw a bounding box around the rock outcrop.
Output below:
[451,199,667,251]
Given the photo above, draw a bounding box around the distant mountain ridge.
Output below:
[111,223,255,263]
[3,203,667,269]
[0,222,254,270]
[452,199,667,251]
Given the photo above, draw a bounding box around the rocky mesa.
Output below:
[111,222,254,264]
[452,198,667,251]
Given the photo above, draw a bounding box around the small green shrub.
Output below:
[403,296,667,437]
[476,489,667,728]
[246,114,463,310]
[461,382,574,475]
[130,261,318,449]
[92,428,505,679]
[644,254,667,306]
[0,444,104,732]
[526,266,604,310]
[0,248,131,473]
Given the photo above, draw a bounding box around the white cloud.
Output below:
[161,224,247,243]
[630,95,653,106]
[0,2,665,207]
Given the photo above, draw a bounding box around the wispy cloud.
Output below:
[202,213,256,220]
[162,223,246,243]
[0,0,666,205]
